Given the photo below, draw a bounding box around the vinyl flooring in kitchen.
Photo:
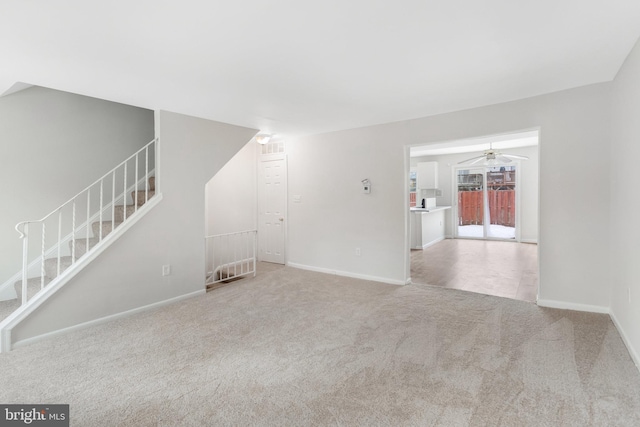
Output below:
[410,239,538,303]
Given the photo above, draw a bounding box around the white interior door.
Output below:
[258,155,287,264]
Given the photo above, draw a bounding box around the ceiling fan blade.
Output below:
[470,156,487,165]
[495,155,513,163]
[502,154,529,160]
[458,155,486,165]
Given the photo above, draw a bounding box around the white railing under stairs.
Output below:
[206,230,257,285]
[10,139,158,307]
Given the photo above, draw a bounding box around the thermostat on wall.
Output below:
[362,179,371,194]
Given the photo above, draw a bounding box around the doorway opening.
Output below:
[204,139,288,291]
[406,129,539,303]
[204,141,259,290]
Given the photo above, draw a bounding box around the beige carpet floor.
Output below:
[1,264,639,426]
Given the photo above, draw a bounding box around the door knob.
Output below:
[279,218,284,221]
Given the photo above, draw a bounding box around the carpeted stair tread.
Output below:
[114,205,137,222]
[1,277,53,322]
[131,190,156,207]
[92,220,124,238]
[14,276,52,299]
[69,237,100,258]
[44,256,74,280]
[0,298,20,323]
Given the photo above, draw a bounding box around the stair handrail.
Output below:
[13,138,158,306]
[15,138,157,237]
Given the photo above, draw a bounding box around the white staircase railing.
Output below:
[206,230,257,285]
[12,139,157,306]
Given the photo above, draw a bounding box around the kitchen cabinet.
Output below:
[417,161,438,189]
[410,206,451,249]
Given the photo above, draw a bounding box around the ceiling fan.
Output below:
[458,143,529,165]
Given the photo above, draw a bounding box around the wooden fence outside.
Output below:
[458,190,515,227]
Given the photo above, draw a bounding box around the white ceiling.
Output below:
[1,0,639,138]
[410,130,539,157]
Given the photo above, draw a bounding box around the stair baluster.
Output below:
[20,224,28,306]
[86,188,91,254]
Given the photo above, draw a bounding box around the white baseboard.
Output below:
[422,236,445,249]
[609,310,640,372]
[287,262,405,286]
[13,289,205,350]
[533,299,640,373]
[536,298,609,314]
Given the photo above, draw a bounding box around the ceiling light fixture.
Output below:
[255,133,271,145]
[458,142,528,165]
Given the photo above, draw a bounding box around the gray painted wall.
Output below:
[11,110,257,344]
[205,141,258,237]
[611,37,640,366]
[204,141,258,277]
[0,86,154,284]
[286,83,611,309]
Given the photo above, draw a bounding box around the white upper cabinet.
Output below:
[417,161,438,189]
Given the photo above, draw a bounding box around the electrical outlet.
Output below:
[355,247,361,256]
[162,265,171,276]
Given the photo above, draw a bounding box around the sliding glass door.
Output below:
[486,166,516,239]
[456,167,485,238]
[456,165,518,240]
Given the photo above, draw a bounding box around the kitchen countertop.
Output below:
[410,206,452,213]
